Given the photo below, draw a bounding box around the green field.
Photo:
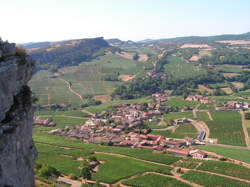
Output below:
[215,65,245,73]
[206,111,246,146]
[197,160,250,181]
[92,154,172,183]
[164,112,194,121]
[122,174,191,187]
[164,56,206,79]
[151,123,198,139]
[197,103,215,110]
[172,159,200,169]
[182,170,250,187]
[197,112,210,121]
[164,97,198,109]
[196,145,250,164]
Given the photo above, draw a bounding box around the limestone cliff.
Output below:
[0,39,37,187]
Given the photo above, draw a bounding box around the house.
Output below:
[185,137,195,146]
[189,149,207,159]
[166,148,190,157]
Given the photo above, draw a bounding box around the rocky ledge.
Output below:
[0,38,37,187]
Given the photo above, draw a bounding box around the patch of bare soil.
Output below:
[138,54,148,62]
[61,154,73,158]
[221,87,233,94]
[223,73,239,78]
[119,74,136,82]
[93,94,111,103]
[180,44,211,48]
[77,157,84,161]
[115,51,134,60]
[189,55,201,61]
[105,51,112,55]
[197,85,214,94]
[232,82,244,89]
[217,40,250,45]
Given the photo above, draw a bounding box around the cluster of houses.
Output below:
[49,124,207,159]
[186,95,215,104]
[152,92,169,103]
[34,117,56,127]
[216,101,250,111]
[147,72,168,79]
[82,102,173,132]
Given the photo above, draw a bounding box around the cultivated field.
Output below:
[206,111,246,146]
[122,174,191,187]
[182,170,250,187]
[164,56,206,79]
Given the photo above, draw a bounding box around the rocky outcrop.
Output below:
[0,38,37,187]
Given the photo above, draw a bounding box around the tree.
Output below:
[88,155,97,162]
[245,113,250,120]
[80,167,91,180]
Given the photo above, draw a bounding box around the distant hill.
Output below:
[139,32,250,43]
[29,37,116,72]
[23,42,51,49]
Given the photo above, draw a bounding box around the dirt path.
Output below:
[193,104,200,118]
[81,109,94,116]
[58,78,85,104]
[206,111,213,121]
[240,111,250,148]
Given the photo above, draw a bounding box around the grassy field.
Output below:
[122,174,191,187]
[163,112,194,121]
[33,133,180,165]
[215,65,245,73]
[36,143,90,176]
[164,56,206,79]
[197,112,210,121]
[197,160,250,180]
[196,145,250,164]
[182,170,250,187]
[197,103,215,110]
[164,97,198,109]
[151,123,198,139]
[206,111,246,146]
[172,159,200,169]
[92,154,172,183]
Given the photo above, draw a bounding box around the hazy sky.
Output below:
[1,0,250,43]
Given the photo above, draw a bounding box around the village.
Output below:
[33,93,250,160]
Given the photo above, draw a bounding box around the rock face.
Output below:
[0,38,37,186]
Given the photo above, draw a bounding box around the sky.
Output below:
[1,0,250,43]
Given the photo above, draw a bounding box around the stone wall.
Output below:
[0,39,37,187]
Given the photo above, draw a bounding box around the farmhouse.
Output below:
[185,137,195,146]
[186,95,215,103]
[189,149,207,159]
[34,117,56,127]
